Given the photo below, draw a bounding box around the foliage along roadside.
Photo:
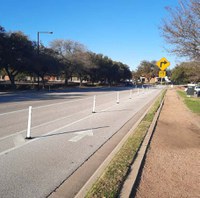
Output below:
[0,26,132,89]
[177,90,200,115]
[85,89,167,198]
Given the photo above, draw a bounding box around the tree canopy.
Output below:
[132,60,160,82]
[161,0,200,61]
[0,25,132,89]
[171,61,200,84]
[0,28,35,88]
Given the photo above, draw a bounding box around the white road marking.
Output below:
[0,88,155,156]
[0,109,28,116]
[0,91,117,116]
[0,90,126,140]
[0,106,93,141]
[0,97,90,116]
[0,89,143,142]
[69,130,93,142]
[0,96,123,156]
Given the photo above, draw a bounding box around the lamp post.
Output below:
[37,31,53,55]
[36,31,53,89]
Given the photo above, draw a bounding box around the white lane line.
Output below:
[0,91,118,116]
[33,97,91,110]
[0,89,157,156]
[0,109,28,116]
[0,113,95,156]
[0,108,91,141]
[0,89,146,141]
[0,96,127,156]
[0,97,90,116]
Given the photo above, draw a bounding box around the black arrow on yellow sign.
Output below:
[160,61,167,69]
[156,57,170,71]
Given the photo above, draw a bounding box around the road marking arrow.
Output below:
[69,130,93,142]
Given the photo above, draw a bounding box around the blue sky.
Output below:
[0,0,182,70]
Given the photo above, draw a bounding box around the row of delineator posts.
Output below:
[26,88,145,139]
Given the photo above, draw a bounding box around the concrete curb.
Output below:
[75,95,164,198]
[120,97,165,197]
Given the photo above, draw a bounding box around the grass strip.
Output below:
[86,89,167,198]
[177,90,200,115]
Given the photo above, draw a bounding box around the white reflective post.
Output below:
[129,90,132,99]
[26,106,32,139]
[117,92,120,104]
[92,95,96,113]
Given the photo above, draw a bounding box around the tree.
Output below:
[87,53,106,83]
[134,61,159,82]
[86,53,132,85]
[86,52,100,84]
[116,62,131,84]
[0,26,7,78]
[71,50,93,86]
[0,28,34,89]
[161,0,200,61]
[1,25,133,89]
[120,63,132,81]
[30,45,61,88]
[171,61,200,83]
[50,39,90,86]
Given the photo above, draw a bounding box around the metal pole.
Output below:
[37,31,53,55]
[36,31,53,89]
[37,32,40,55]
[26,106,32,139]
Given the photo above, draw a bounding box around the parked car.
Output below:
[184,84,196,92]
[194,85,200,96]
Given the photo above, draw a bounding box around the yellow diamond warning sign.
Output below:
[159,70,166,78]
[156,57,170,71]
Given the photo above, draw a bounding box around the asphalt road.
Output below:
[0,86,162,198]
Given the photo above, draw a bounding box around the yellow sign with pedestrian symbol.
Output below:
[159,70,166,78]
[156,57,170,71]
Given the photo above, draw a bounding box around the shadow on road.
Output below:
[33,126,110,139]
[0,87,137,103]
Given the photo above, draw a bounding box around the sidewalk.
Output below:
[135,88,200,198]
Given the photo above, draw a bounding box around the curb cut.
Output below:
[120,98,165,197]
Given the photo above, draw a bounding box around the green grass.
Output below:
[85,90,166,198]
[177,90,200,115]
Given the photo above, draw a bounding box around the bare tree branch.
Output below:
[161,0,200,61]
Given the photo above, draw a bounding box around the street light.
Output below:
[37,31,53,54]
